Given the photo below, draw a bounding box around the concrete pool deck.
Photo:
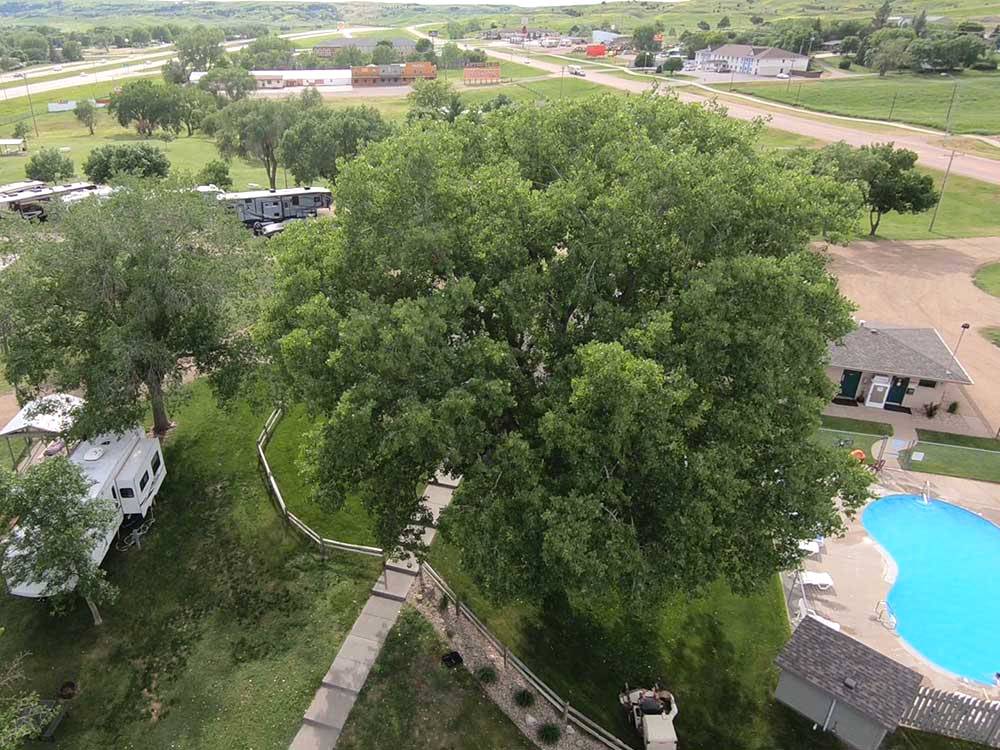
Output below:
[788,467,1000,700]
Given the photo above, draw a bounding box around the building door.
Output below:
[866,375,892,408]
[886,377,910,405]
[839,370,862,398]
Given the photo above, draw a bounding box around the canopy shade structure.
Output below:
[0,394,83,438]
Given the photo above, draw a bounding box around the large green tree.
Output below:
[258,94,870,614]
[214,98,297,190]
[279,106,391,186]
[0,180,256,437]
[108,80,181,137]
[176,25,225,72]
[82,142,171,183]
[814,142,938,236]
[0,459,118,625]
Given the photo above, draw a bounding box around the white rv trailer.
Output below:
[0,180,45,196]
[215,186,332,232]
[0,182,100,220]
[3,428,166,598]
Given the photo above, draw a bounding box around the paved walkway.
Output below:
[288,475,457,750]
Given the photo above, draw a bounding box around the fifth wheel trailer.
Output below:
[209,187,332,232]
[3,428,166,598]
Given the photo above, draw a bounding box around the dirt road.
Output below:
[825,237,1000,431]
[456,40,1000,187]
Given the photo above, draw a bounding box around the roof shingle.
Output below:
[829,324,973,384]
[776,617,923,729]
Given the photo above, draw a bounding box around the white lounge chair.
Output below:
[798,540,820,556]
[800,571,834,590]
[795,598,841,631]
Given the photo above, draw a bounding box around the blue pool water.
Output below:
[863,495,1000,684]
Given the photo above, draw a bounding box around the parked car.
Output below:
[568,64,586,77]
[776,72,791,79]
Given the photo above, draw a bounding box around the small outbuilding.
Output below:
[775,617,922,750]
[828,323,973,413]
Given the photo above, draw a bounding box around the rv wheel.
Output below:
[252,221,263,235]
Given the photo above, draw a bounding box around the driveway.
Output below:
[824,237,1000,432]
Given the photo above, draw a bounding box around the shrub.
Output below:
[947,401,959,414]
[924,402,940,419]
[514,688,535,707]
[25,148,74,183]
[838,58,852,70]
[83,143,170,183]
[475,665,497,684]
[971,59,998,71]
[537,723,561,745]
[437,592,450,611]
[12,121,30,141]
[197,159,233,190]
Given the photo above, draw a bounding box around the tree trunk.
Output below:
[869,209,882,237]
[147,373,172,436]
[267,158,278,190]
[86,597,103,626]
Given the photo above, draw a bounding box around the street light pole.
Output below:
[927,149,956,233]
[18,74,39,138]
[940,322,971,406]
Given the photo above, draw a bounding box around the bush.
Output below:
[537,723,561,745]
[947,401,959,414]
[838,58,852,70]
[662,57,684,73]
[25,148,74,183]
[971,59,998,71]
[12,121,30,141]
[924,402,940,419]
[83,143,171,183]
[197,159,233,190]
[475,665,497,684]
[514,688,535,707]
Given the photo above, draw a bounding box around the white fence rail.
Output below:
[257,408,384,559]
[902,687,1000,748]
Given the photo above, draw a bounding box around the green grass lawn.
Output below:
[820,415,893,435]
[0,74,158,126]
[338,606,535,750]
[0,381,380,748]
[264,404,377,546]
[981,326,1000,348]
[0,435,30,472]
[899,429,1000,482]
[812,428,885,463]
[876,169,1000,240]
[974,263,1000,297]
[728,71,1000,135]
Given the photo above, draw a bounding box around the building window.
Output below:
[151,452,161,474]
[918,379,937,388]
[139,471,149,492]
[120,487,135,499]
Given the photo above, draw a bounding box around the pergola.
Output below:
[0,138,26,157]
[0,394,82,469]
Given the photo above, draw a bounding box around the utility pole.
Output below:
[729,67,735,91]
[560,65,565,98]
[19,74,39,138]
[794,83,802,106]
[887,90,897,121]
[944,80,958,133]
[939,322,971,406]
[927,149,956,233]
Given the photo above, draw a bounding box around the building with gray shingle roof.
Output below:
[775,616,923,750]
[828,323,972,413]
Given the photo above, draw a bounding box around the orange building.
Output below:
[352,62,437,87]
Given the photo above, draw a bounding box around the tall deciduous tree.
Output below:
[176,25,225,72]
[108,79,181,137]
[82,142,171,183]
[279,106,391,185]
[257,94,870,614]
[25,148,74,182]
[197,65,257,104]
[74,99,98,135]
[0,180,257,436]
[214,98,296,189]
[814,141,938,236]
[0,459,118,625]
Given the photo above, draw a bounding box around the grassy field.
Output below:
[0,435,29,472]
[982,327,1000,348]
[877,169,1000,240]
[728,72,1000,135]
[0,381,380,748]
[338,607,535,750]
[812,428,885,463]
[820,414,894,435]
[900,429,1000,482]
[265,404,377,545]
[974,263,1000,297]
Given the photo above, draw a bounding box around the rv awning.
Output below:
[0,394,83,438]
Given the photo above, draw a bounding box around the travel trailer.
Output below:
[3,427,166,598]
[0,182,102,220]
[207,186,332,233]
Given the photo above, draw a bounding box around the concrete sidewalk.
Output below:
[288,474,458,750]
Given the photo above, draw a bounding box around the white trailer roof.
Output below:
[0,394,83,438]
[220,187,331,200]
[0,182,97,207]
[70,429,141,499]
[0,180,44,195]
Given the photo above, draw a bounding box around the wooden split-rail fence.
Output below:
[902,687,1000,748]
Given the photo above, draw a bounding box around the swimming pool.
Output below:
[863,494,1000,684]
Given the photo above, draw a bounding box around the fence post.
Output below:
[456,598,462,620]
[563,700,570,725]
[503,645,508,670]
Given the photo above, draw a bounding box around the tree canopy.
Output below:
[813,141,938,236]
[279,105,392,186]
[0,458,118,624]
[214,98,298,190]
[176,25,225,72]
[0,180,257,437]
[108,80,181,137]
[74,99,98,136]
[258,94,870,614]
[82,142,171,183]
[25,148,73,183]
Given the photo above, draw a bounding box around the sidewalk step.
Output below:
[370,570,414,602]
[385,553,419,577]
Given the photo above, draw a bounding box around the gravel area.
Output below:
[409,577,613,750]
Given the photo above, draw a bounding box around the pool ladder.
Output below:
[874,600,897,630]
